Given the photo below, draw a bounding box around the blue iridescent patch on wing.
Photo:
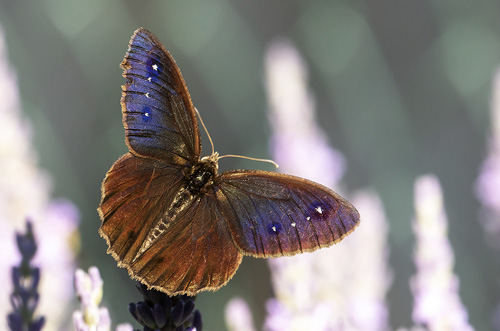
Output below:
[308,201,329,221]
[266,222,282,235]
[145,57,162,83]
[142,106,151,122]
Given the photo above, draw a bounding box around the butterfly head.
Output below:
[200,152,220,167]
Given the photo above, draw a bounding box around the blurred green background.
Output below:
[1,0,499,329]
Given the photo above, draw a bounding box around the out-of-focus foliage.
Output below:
[0,0,498,329]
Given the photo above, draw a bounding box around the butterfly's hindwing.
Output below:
[216,170,360,258]
[98,153,185,266]
[129,193,243,295]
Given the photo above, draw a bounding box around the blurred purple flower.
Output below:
[265,39,346,186]
[115,324,134,331]
[260,39,391,331]
[410,175,472,330]
[476,66,500,329]
[225,298,257,331]
[494,303,500,331]
[0,26,80,329]
[73,266,112,331]
[476,69,500,248]
[8,220,45,331]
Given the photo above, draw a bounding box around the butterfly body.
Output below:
[185,154,218,195]
[98,28,360,296]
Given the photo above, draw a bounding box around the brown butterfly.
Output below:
[98,27,360,296]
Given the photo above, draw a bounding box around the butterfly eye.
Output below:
[266,222,282,235]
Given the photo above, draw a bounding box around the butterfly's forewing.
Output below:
[121,28,200,164]
[124,192,243,295]
[215,170,360,257]
[98,153,185,266]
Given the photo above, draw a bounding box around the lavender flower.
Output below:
[263,190,391,331]
[261,39,391,330]
[474,64,500,329]
[129,283,202,331]
[265,39,346,186]
[225,298,257,331]
[115,324,135,331]
[7,220,45,331]
[73,266,111,331]
[0,26,79,329]
[476,68,500,247]
[410,175,472,330]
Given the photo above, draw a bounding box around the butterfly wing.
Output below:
[129,193,243,295]
[99,153,243,296]
[98,153,185,265]
[215,170,360,258]
[121,28,201,164]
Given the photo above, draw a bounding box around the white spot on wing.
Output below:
[152,64,158,71]
[291,222,296,227]
[145,92,150,98]
[148,77,152,82]
[306,216,311,221]
[272,226,277,232]
[315,206,323,214]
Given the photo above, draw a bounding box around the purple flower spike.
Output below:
[266,39,346,185]
[262,39,391,331]
[476,69,500,248]
[7,220,45,331]
[411,175,472,330]
[73,266,111,331]
[0,27,80,329]
[115,324,134,331]
[129,283,202,331]
[225,298,257,331]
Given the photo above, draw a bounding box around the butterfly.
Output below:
[98,27,360,296]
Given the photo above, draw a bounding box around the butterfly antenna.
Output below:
[195,108,279,168]
[218,154,279,168]
[195,107,215,155]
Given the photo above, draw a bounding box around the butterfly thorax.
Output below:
[184,155,218,195]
